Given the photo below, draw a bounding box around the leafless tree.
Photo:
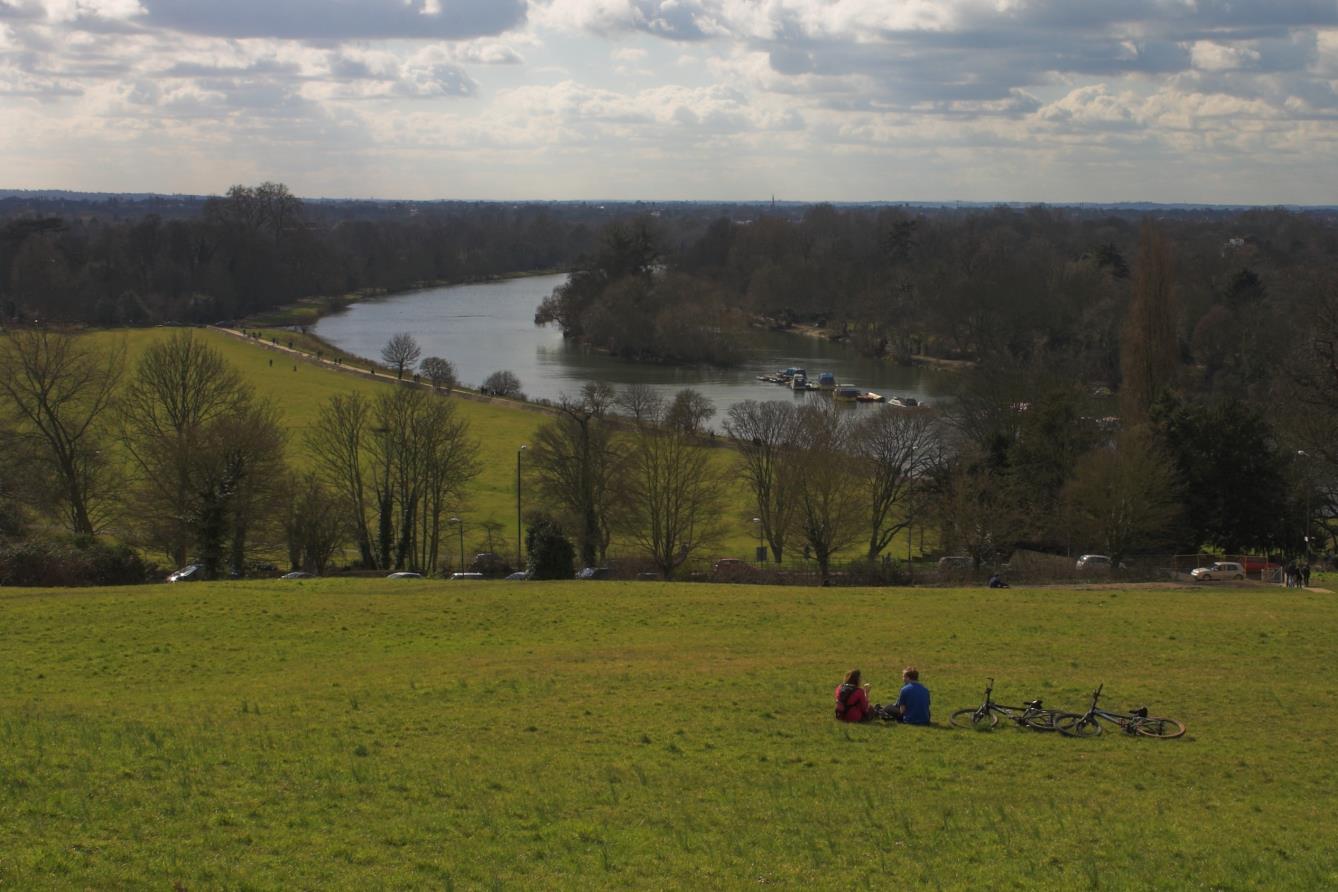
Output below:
[0,328,124,536]
[935,454,1024,570]
[724,400,802,561]
[855,407,943,560]
[305,392,376,566]
[792,403,865,582]
[528,383,621,566]
[282,472,349,574]
[1061,428,1182,566]
[665,388,716,435]
[306,387,478,572]
[120,331,252,565]
[482,369,523,398]
[420,356,457,393]
[617,403,728,578]
[381,332,422,380]
[617,383,664,424]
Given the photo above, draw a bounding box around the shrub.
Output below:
[526,521,574,580]
[0,538,157,587]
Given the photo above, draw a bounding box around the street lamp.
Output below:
[1299,450,1312,559]
[517,445,528,569]
[752,516,764,562]
[450,515,464,572]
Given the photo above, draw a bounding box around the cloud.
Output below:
[138,0,526,41]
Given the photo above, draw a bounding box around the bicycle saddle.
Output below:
[1025,699,1043,708]
[1129,706,1148,717]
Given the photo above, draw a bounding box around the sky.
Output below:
[1,0,1337,203]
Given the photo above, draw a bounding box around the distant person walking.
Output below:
[1302,564,1311,588]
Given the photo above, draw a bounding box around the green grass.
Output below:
[3,579,1336,888]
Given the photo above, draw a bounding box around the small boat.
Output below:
[833,385,861,402]
[889,396,920,408]
[790,372,811,391]
[856,391,885,403]
[816,372,836,391]
[756,375,782,383]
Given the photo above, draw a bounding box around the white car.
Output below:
[385,571,424,580]
[1191,562,1245,581]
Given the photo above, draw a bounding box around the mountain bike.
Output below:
[1053,684,1186,739]
[949,678,1060,731]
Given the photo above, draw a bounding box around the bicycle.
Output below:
[949,678,1061,731]
[1053,684,1186,739]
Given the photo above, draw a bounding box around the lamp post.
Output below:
[1299,450,1312,559]
[450,515,464,572]
[752,516,764,563]
[517,444,528,569]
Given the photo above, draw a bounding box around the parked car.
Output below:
[166,564,205,583]
[576,566,609,580]
[385,571,424,580]
[1242,556,1281,575]
[712,558,756,580]
[280,571,316,579]
[469,552,511,578]
[504,571,530,581]
[450,572,484,580]
[1191,561,1245,581]
[1076,554,1114,571]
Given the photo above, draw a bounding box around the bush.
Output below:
[0,538,157,587]
[526,521,574,580]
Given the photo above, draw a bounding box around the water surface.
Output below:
[313,274,952,421]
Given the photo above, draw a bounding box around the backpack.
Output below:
[835,683,858,720]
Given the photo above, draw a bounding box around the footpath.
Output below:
[207,325,557,416]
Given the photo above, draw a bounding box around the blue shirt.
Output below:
[896,682,931,725]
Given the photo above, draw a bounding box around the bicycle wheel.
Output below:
[1055,712,1103,738]
[950,707,999,729]
[1021,710,1061,732]
[1135,717,1186,739]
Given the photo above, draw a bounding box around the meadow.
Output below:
[3,577,1335,889]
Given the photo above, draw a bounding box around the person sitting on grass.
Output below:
[886,666,932,725]
[835,669,874,722]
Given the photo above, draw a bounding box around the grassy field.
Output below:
[3,578,1335,889]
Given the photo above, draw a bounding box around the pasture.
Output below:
[2,578,1335,889]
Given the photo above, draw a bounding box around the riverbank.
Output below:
[756,317,976,370]
[240,267,570,329]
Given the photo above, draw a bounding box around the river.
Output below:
[311,273,952,420]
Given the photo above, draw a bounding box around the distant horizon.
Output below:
[4,187,1336,212]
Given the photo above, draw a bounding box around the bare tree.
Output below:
[381,332,422,380]
[617,383,664,424]
[528,383,621,566]
[305,387,478,572]
[935,455,1024,570]
[617,405,728,578]
[305,392,376,567]
[120,331,252,565]
[1061,428,1181,566]
[420,356,457,393]
[724,400,802,561]
[482,369,523,398]
[855,408,942,560]
[0,328,124,536]
[665,388,716,435]
[792,403,865,582]
[282,472,349,574]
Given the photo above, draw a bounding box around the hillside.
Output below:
[3,578,1334,888]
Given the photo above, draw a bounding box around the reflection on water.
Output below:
[312,273,953,421]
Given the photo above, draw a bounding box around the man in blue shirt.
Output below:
[892,666,931,725]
